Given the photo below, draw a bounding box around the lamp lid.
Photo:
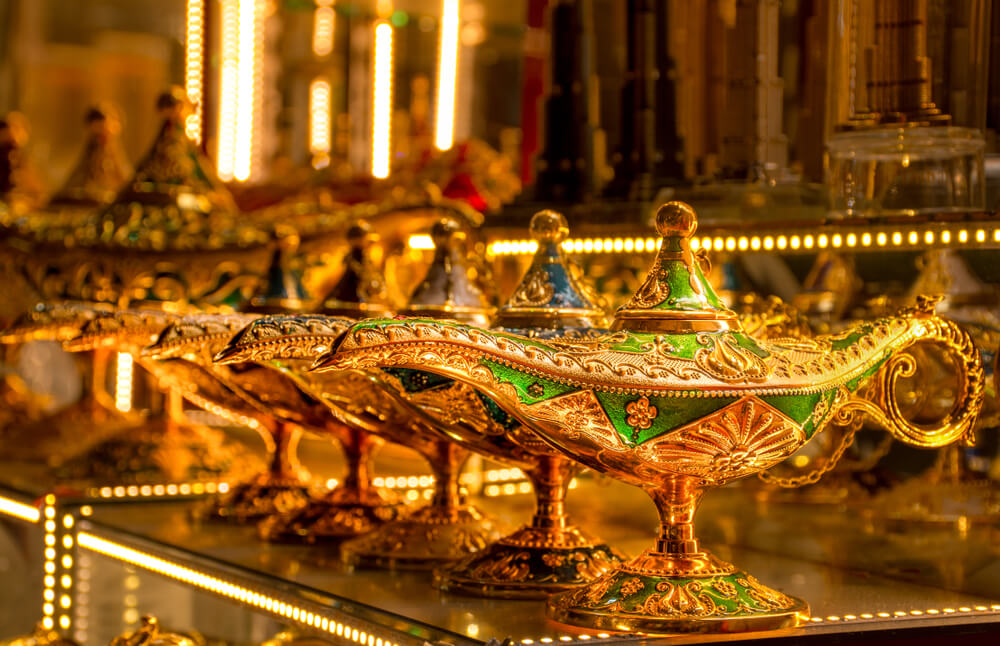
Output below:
[494,209,606,330]
[612,201,737,333]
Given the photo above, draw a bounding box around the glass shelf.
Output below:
[3,444,1000,646]
[5,475,1000,646]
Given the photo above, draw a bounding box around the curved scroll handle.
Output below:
[832,314,983,449]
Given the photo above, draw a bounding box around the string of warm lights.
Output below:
[216,0,240,181]
[480,223,1000,257]
[433,0,460,151]
[74,549,90,644]
[86,481,229,500]
[371,21,394,179]
[184,0,204,143]
[233,0,258,182]
[312,0,336,57]
[77,532,404,646]
[114,352,133,413]
[804,605,1000,624]
[309,78,333,168]
[40,496,73,632]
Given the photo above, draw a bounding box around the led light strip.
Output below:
[309,78,333,168]
[41,496,57,629]
[433,0,460,151]
[514,603,1000,644]
[0,493,41,522]
[233,0,257,182]
[77,532,401,646]
[805,605,1000,623]
[216,0,240,181]
[482,225,1000,257]
[371,21,394,179]
[86,482,229,499]
[312,0,336,57]
[114,352,133,413]
[39,495,73,631]
[184,0,205,143]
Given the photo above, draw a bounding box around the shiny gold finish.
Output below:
[109,616,198,646]
[36,306,257,486]
[325,201,984,633]
[0,303,136,463]
[217,316,503,564]
[211,315,404,542]
[0,623,78,646]
[144,313,319,521]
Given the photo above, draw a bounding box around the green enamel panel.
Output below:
[604,331,768,361]
[829,326,873,351]
[351,318,555,352]
[730,332,771,358]
[591,569,800,619]
[597,392,737,446]
[696,269,729,310]
[844,351,889,391]
[474,391,521,431]
[761,392,822,426]
[481,359,577,404]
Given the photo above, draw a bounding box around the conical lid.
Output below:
[246,232,309,314]
[100,87,261,249]
[402,216,491,325]
[49,104,132,208]
[612,201,737,332]
[321,219,393,317]
[494,209,607,330]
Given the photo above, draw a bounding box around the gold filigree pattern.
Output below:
[465,550,531,582]
[508,268,555,307]
[624,261,670,309]
[625,396,658,431]
[636,398,805,484]
[527,391,621,451]
[694,333,770,383]
[215,315,353,363]
[330,317,932,397]
[147,313,259,360]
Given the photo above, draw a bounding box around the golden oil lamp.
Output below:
[313,210,624,597]
[216,218,505,568]
[214,314,407,543]
[0,303,137,464]
[210,223,408,543]
[108,616,199,646]
[0,621,79,646]
[141,311,323,521]
[51,307,256,486]
[322,201,984,634]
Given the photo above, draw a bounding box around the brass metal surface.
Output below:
[323,202,985,633]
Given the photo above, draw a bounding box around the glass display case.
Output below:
[4,460,1000,645]
[2,0,1000,644]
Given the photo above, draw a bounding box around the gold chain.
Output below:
[757,422,860,488]
[839,433,893,472]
